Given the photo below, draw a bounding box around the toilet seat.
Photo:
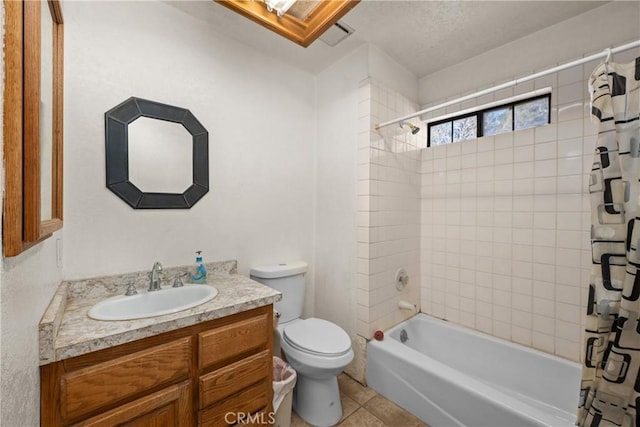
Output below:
[282,318,351,357]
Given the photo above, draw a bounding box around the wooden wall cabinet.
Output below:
[41,306,273,426]
[3,0,64,257]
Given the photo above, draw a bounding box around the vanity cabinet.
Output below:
[41,305,273,426]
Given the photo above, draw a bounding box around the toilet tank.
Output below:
[250,261,307,324]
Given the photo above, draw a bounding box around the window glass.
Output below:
[515,97,549,130]
[430,122,452,146]
[453,116,477,142]
[426,94,550,147]
[483,106,513,136]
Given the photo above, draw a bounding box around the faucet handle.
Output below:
[125,283,138,296]
[173,273,188,288]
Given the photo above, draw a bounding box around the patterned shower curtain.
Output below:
[580,57,640,427]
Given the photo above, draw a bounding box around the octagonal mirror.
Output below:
[105,97,209,209]
[128,118,193,193]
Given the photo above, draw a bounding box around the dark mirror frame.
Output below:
[105,97,209,209]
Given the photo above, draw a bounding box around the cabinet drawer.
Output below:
[200,349,271,408]
[198,379,270,427]
[73,381,192,427]
[199,313,268,369]
[60,338,192,422]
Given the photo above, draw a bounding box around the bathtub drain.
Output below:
[400,329,408,343]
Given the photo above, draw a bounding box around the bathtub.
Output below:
[367,314,581,427]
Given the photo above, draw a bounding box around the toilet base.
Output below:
[293,374,342,427]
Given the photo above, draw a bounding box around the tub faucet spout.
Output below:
[398,300,417,312]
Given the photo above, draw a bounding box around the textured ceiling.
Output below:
[168,0,607,78]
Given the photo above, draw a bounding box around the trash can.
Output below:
[273,356,297,427]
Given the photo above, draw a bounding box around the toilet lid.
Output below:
[283,318,351,356]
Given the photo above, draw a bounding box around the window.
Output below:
[427,94,550,147]
[430,122,452,146]
[515,97,550,130]
[453,116,477,142]
[483,106,512,136]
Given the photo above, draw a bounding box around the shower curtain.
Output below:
[581,57,640,427]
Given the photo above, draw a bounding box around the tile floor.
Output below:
[290,374,429,427]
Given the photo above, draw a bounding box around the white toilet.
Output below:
[250,261,353,427]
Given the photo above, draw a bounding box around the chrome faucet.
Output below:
[149,262,163,292]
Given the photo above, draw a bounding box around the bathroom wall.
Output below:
[356,80,422,339]
[5,4,629,423]
[1,239,63,425]
[419,46,640,362]
[315,46,419,339]
[63,1,316,317]
[63,1,419,384]
[0,2,65,424]
[315,44,367,346]
[315,45,418,382]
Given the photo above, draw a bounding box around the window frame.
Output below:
[427,93,551,147]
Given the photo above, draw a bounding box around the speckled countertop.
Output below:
[39,260,281,365]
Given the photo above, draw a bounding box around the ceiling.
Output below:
[168,0,607,78]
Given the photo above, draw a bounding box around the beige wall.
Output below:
[63,1,317,283]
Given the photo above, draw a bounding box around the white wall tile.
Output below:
[557,157,582,176]
[494,133,513,150]
[361,82,422,336]
[535,142,557,161]
[558,102,584,123]
[558,65,583,86]
[495,148,513,165]
[558,81,585,104]
[557,175,583,194]
[514,145,534,163]
[477,137,495,152]
[535,159,557,177]
[558,137,584,158]
[514,128,534,147]
[533,332,555,354]
[558,119,583,140]
[535,124,557,143]
[419,65,597,362]
[512,276,533,294]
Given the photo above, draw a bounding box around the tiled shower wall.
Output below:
[420,50,639,362]
[357,50,638,363]
[356,79,422,339]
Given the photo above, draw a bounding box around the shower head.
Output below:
[399,121,420,135]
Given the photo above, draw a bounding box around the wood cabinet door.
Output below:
[60,337,192,423]
[75,381,192,427]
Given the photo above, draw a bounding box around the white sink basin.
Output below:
[88,285,218,321]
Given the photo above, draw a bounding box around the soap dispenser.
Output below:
[191,251,207,284]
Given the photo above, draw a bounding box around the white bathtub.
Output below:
[367,314,581,427]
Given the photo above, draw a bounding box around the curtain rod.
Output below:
[374,39,640,130]
[424,86,551,125]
